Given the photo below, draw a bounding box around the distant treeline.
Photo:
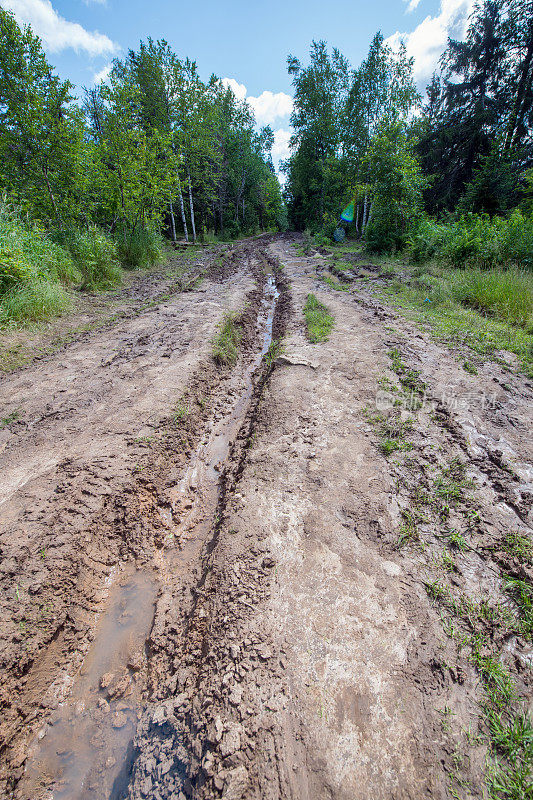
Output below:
[283,0,533,261]
[0,9,285,242]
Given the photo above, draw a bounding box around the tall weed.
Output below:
[115,226,165,269]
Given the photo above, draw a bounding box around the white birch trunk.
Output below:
[187,170,197,243]
[169,201,177,243]
[362,193,369,232]
[177,177,188,242]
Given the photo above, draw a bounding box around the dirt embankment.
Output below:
[0,235,531,800]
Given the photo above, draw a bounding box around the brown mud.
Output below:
[0,235,531,800]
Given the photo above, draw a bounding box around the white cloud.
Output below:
[3,0,119,55]
[221,77,247,101]
[93,62,112,84]
[404,0,422,12]
[222,77,293,126]
[248,91,293,125]
[271,128,292,172]
[387,0,475,80]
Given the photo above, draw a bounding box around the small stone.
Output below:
[228,685,243,707]
[256,644,273,661]
[111,711,128,729]
[152,705,166,725]
[219,723,242,757]
[222,765,249,800]
[100,672,114,690]
[97,697,110,712]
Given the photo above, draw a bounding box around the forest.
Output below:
[0,8,284,323]
[0,0,532,325]
[285,0,533,266]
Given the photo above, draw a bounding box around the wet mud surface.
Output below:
[0,235,531,799]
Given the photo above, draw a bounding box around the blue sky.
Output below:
[3,0,475,169]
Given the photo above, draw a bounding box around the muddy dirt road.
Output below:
[1,236,532,800]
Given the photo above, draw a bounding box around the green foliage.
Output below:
[114,226,165,269]
[65,228,122,290]
[285,36,419,233]
[212,312,243,366]
[417,1,533,215]
[448,268,533,329]
[364,118,426,253]
[0,278,71,324]
[0,8,87,226]
[0,10,284,265]
[408,211,533,271]
[303,293,334,342]
[0,200,80,291]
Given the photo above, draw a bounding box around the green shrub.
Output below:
[0,248,34,293]
[65,227,121,290]
[365,215,408,253]
[408,211,533,270]
[0,205,80,291]
[114,225,165,269]
[407,217,447,263]
[0,278,72,324]
[0,198,79,324]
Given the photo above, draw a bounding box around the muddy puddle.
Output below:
[21,273,280,799]
[23,571,157,799]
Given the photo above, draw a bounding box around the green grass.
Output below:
[172,400,189,424]
[432,459,474,507]
[497,531,533,565]
[447,269,533,330]
[320,274,349,291]
[212,312,243,366]
[0,279,72,324]
[375,266,533,376]
[425,576,533,799]
[504,577,533,640]
[64,227,122,290]
[389,348,426,392]
[115,226,166,269]
[303,294,334,342]
[0,409,20,428]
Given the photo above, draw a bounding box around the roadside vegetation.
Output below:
[283,0,533,381]
[0,8,286,327]
[303,294,334,342]
[377,262,533,376]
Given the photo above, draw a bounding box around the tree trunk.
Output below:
[187,170,197,243]
[169,201,177,243]
[177,177,188,242]
[362,193,369,232]
[505,27,533,152]
[355,202,360,236]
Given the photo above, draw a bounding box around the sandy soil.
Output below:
[0,236,531,800]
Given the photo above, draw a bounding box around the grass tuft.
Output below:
[212,312,243,366]
[303,294,334,342]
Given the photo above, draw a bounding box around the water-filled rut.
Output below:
[20,265,282,800]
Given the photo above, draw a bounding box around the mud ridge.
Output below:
[121,248,304,800]
[2,242,277,800]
